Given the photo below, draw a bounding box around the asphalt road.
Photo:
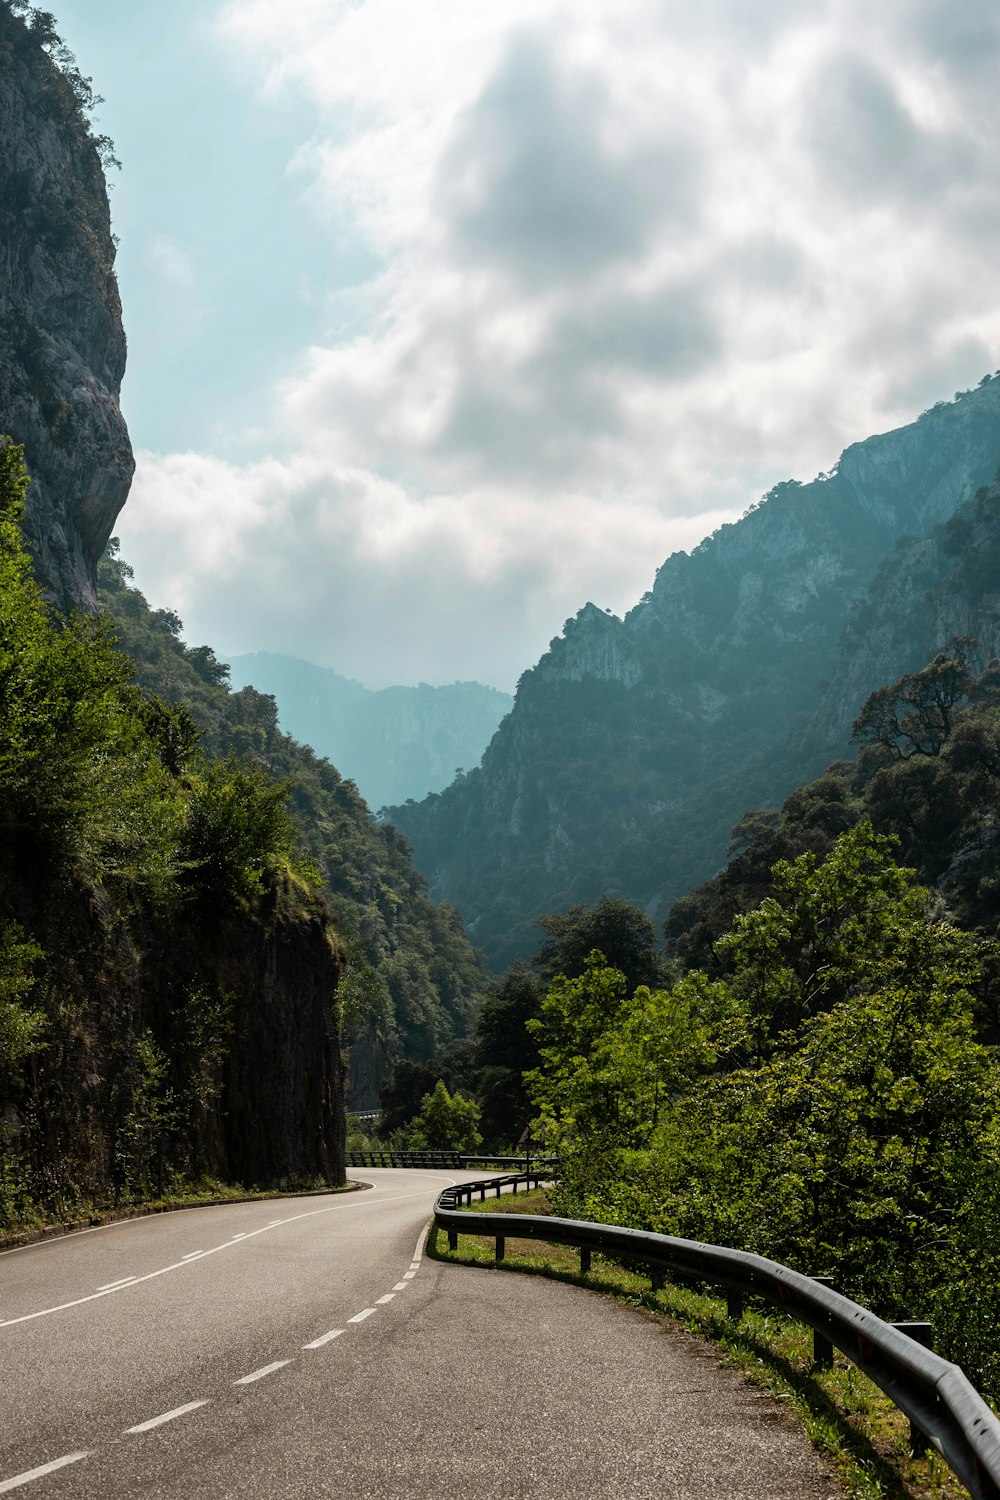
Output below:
[1,1169,840,1498]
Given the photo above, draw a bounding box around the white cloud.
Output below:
[118,0,1000,690]
[147,236,198,292]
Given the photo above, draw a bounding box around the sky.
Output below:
[51,0,1000,690]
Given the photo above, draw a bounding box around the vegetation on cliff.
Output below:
[97,546,490,1109]
[0,440,345,1229]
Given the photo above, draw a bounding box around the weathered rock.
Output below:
[0,7,133,611]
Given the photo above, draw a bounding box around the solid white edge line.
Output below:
[234,1360,291,1386]
[303,1329,344,1349]
[348,1308,375,1323]
[0,1452,90,1494]
[96,1276,136,1291]
[126,1400,209,1434]
[181,1252,202,1260]
[412,1222,429,1262]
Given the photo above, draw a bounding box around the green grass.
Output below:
[428,1191,970,1500]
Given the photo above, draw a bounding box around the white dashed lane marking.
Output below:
[348,1308,376,1323]
[125,1400,210,1435]
[303,1329,344,1349]
[392,1282,408,1291]
[375,1294,395,1305]
[0,1452,90,1494]
[235,1361,291,1386]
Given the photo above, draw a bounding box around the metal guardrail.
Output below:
[346,1149,463,1168]
[344,1150,558,1171]
[435,1177,1000,1500]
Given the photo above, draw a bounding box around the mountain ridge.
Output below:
[388,377,1000,968]
[228,650,512,810]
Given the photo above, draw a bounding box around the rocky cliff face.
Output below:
[0,6,132,611]
[389,379,1000,969]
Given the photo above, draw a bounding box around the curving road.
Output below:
[1,1169,839,1498]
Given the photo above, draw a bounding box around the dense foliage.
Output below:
[528,827,1000,1399]
[0,441,343,1225]
[98,546,490,1105]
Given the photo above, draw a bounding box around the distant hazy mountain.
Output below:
[388,377,1000,970]
[227,652,513,810]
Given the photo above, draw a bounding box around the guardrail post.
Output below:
[651,1269,665,1292]
[495,1235,505,1264]
[727,1288,744,1322]
[580,1246,591,1275]
[811,1277,835,1369]
[892,1322,934,1455]
[448,1227,458,1251]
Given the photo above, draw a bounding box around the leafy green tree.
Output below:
[534,896,664,992]
[526,954,722,1152]
[408,1079,482,1151]
[716,822,978,1038]
[852,640,974,760]
[178,756,297,910]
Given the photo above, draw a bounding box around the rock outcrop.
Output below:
[0,5,132,611]
[389,379,1000,969]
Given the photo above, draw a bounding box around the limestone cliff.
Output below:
[0,4,132,611]
[389,379,1000,969]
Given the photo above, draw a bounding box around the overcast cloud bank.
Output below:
[120,0,1000,689]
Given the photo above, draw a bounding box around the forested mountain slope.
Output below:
[390,379,1000,968]
[666,476,1000,976]
[228,651,511,811]
[100,553,490,1108]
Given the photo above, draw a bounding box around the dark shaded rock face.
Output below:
[0,8,133,611]
[220,898,346,1186]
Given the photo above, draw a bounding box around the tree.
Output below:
[526,954,722,1152]
[716,821,979,1038]
[474,962,541,1146]
[534,896,664,992]
[852,641,975,760]
[408,1080,481,1152]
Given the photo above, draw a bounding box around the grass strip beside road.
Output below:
[427,1190,969,1500]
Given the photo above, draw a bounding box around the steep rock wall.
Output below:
[0,6,133,611]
